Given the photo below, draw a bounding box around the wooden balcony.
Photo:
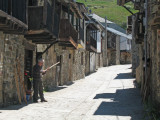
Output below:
[86,36,97,52]
[58,19,78,49]
[25,1,60,44]
[0,0,27,34]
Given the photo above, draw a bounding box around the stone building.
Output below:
[25,0,86,90]
[85,15,104,74]
[118,0,160,111]
[0,0,36,106]
[120,36,132,64]
[89,14,132,66]
[0,0,115,107]
[88,14,108,69]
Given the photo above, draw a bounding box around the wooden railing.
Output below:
[90,36,97,49]
[0,0,27,23]
[59,19,78,43]
[28,1,60,37]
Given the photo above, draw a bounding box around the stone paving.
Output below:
[0,65,145,120]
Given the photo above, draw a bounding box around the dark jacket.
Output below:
[33,64,45,80]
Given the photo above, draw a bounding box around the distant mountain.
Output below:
[76,0,137,29]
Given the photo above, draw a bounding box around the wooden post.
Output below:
[14,64,22,104]
[17,59,27,104]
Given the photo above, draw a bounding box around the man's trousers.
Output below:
[33,79,44,101]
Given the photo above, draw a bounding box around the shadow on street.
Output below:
[114,73,134,79]
[93,88,144,120]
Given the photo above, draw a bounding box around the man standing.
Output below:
[33,59,49,102]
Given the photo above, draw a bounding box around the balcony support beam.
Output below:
[37,40,58,59]
[123,6,134,16]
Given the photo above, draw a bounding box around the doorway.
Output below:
[24,50,33,91]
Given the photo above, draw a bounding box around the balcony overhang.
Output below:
[25,4,60,43]
[0,10,27,34]
[58,36,78,49]
[59,19,78,48]
[24,29,57,44]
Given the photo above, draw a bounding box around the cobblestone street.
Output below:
[0,65,144,120]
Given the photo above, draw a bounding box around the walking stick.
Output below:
[44,62,60,71]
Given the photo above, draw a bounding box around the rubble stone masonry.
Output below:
[0,32,25,106]
[37,44,86,91]
[133,1,160,109]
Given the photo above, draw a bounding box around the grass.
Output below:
[76,0,138,29]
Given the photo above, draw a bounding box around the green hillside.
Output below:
[76,0,137,29]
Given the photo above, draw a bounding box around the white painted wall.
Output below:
[120,36,131,51]
[97,31,101,53]
[90,52,96,73]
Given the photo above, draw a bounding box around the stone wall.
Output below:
[131,0,160,109]
[108,49,116,65]
[37,44,86,91]
[120,51,131,64]
[96,53,103,70]
[116,36,120,65]
[0,32,4,106]
[135,45,144,84]
[149,27,160,107]
[102,38,108,67]
[72,49,85,81]
[107,50,111,66]
[0,32,36,107]
[146,2,160,106]
[131,38,140,77]
[85,51,90,75]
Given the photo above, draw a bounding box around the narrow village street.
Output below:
[0,65,144,120]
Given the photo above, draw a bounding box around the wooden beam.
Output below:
[27,30,47,35]
[59,37,78,49]
[58,43,74,48]
[69,36,78,49]
[25,35,53,40]
[37,40,58,59]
